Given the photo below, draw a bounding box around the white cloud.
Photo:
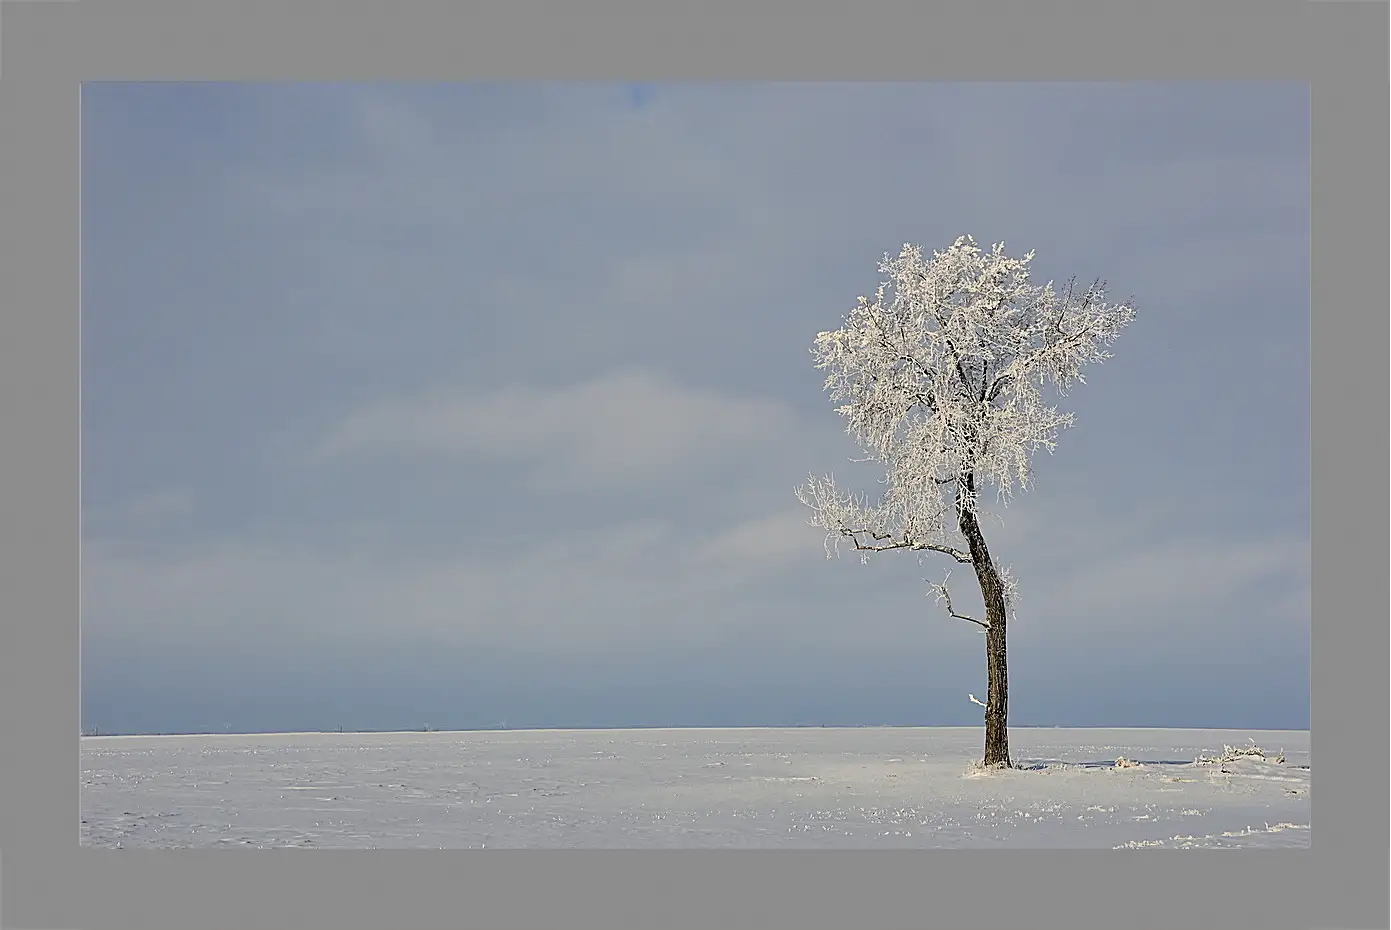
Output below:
[315,369,805,490]
[82,503,1309,680]
[1025,534,1309,628]
[81,508,829,659]
[692,508,824,576]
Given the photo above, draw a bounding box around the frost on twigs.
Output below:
[1196,739,1285,766]
[930,572,989,629]
[923,565,1019,631]
[795,236,1136,610]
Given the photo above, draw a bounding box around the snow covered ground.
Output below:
[80,727,1309,849]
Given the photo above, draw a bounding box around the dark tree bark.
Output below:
[957,474,1011,768]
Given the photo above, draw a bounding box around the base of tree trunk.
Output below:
[982,626,1011,768]
[958,491,1013,771]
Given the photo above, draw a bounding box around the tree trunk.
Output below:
[958,478,1011,768]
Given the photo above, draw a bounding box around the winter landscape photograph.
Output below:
[81,81,1311,850]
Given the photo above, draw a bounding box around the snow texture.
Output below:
[81,727,1309,849]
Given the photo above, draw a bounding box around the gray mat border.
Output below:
[2,1,1384,929]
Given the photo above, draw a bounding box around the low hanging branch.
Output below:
[796,235,1136,769]
[927,572,989,630]
[837,528,973,563]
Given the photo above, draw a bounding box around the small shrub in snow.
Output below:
[1195,738,1284,766]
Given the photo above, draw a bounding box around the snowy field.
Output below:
[80,727,1309,849]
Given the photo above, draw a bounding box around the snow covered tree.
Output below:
[796,236,1136,768]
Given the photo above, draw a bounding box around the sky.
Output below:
[81,82,1310,735]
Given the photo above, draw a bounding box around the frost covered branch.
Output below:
[928,572,989,630]
[795,474,972,564]
[837,529,972,562]
[996,564,1020,620]
[968,693,987,708]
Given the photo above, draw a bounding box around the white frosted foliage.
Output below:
[797,236,1136,611]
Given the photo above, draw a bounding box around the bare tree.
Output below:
[796,236,1136,768]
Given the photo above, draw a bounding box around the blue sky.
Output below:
[81,83,1310,735]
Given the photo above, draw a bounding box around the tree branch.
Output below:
[875,331,936,388]
[839,528,973,563]
[952,352,973,395]
[985,372,1013,403]
[927,574,990,629]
